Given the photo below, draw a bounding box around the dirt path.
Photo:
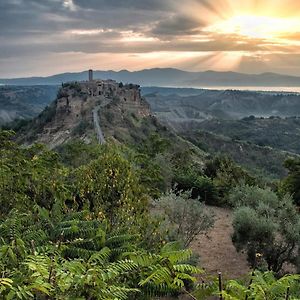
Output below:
[92,98,111,145]
[92,105,105,144]
[190,206,250,279]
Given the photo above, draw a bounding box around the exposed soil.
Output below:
[159,206,250,300]
[190,206,250,279]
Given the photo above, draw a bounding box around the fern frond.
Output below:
[162,248,192,264]
[88,246,111,264]
[173,264,203,274]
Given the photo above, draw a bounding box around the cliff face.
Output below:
[20,80,151,147]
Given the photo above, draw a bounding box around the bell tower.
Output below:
[88,69,93,81]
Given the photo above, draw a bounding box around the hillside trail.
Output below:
[92,98,111,144]
[190,206,250,279]
[160,207,249,300]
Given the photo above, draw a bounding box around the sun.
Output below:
[206,14,300,41]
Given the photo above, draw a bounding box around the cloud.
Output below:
[1,0,300,77]
[151,15,204,38]
[72,0,174,11]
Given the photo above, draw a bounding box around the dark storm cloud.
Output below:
[72,0,174,11]
[0,0,174,39]
[151,15,204,37]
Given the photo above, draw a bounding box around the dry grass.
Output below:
[159,206,250,300]
[190,206,250,279]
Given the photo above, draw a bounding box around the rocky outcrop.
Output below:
[22,80,151,147]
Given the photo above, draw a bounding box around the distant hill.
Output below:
[145,89,300,126]
[3,85,300,127]
[2,68,300,87]
[11,80,205,168]
[184,117,300,155]
[181,130,296,179]
[0,85,58,124]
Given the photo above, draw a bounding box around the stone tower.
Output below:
[88,69,93,81]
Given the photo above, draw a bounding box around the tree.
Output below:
[229,185,300,273]
[56,139,102,168]
[0,131,69,214]
[174,167,219,205]
[73,145,148,229]
[205,155,256,205]
[137,133,170,158]
[281,158,300,206]
[153,190,214,247]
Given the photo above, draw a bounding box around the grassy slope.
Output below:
[181,130,296,179]
[195,117,300,154]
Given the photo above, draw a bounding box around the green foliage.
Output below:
[154,190,214,246]
[0,132,69,214]
[133,151,172,198]
[62,81,81,93]
[2,128,300,299]
[230,185,300,273]
[137,133,170,158]
[281,158,300,206]
[220,271,300,300]
[36,102,57,127]
[174,167,219,205]
[205,155,256,205]
[56,139,102,168]
[1,118,32,133]
[73,145,148,228]
[0,208,201,299]
[184,130,290,179]
[197,116,300,155]
[131,133,174,197]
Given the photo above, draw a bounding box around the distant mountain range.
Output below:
[1,68,300,87]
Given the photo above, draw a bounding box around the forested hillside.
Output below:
[181,130,296,179]
[184,116,300,154]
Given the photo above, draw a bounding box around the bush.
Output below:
[174,168,219,205]
[205,155,256,205]
[230,185,300,274]
[153,190,214,247]
[281,158,300,206]
[57,89,69,99]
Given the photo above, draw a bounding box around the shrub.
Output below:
[281,158,300,206]
[153,190,214,247]
[174,168,219,205]
[230,185,300,273]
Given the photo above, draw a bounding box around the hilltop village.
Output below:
[25,70,151,147]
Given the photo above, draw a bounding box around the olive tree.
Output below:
[229,185,300,274]
[153,190,214,247]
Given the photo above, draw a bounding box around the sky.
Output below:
[1,0,300,78]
